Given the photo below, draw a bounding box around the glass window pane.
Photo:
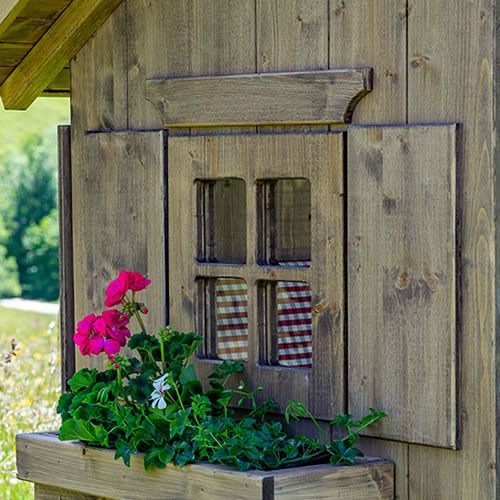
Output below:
[276,281,313,368]
[197,178,246,264]
[258,178,311,266]
[215,278,248,360]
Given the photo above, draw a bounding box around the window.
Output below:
[168,133,344,419]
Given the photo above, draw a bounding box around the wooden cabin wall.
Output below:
[69,1,496,498]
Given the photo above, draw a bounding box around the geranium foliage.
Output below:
[58,272,386,471]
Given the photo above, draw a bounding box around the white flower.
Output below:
[150,373,171,410]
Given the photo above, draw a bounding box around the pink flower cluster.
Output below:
[73,271,151,358]
[104,271,151,307]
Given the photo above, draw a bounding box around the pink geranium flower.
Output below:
[96,310,131,347]
[104,272,129,307]
[73,314,103,356]
[104,271,151,307]
[73,310,130,358]
[126,271,152,292]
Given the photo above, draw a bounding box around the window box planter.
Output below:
[17,432,394,499]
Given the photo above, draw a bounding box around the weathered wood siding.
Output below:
[69,1,496,498]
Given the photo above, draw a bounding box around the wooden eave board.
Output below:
[0,0,122,107]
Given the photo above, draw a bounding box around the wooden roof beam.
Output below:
[0,0,29,38]
[0,0,123,110]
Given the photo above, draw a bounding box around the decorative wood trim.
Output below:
[58,125,74,391]
[0,0,29,38]
[146,69,373,127]
[0,0,123,110]
[17,432,394,500]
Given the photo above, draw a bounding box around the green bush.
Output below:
[0,215,20,298]
[0,131,59,300]
[22,209,59,301]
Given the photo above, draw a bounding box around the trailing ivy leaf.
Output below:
[68,368,97,392]
[209,360,245,380]
[114,439,136,467]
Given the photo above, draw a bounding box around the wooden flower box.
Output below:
[17,432,394,499]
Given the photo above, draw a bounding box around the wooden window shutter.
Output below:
[347,124,459,448]
[71,130,168,358]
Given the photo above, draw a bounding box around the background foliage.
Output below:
[0,98,69,300]
[0,307,59,499]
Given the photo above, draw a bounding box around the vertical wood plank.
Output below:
[408,1,495,498]
[329,0,407,124]
[348,124,458,449]
[127,0,256,131]
[70,0,128,133]
[58,125,74,390]
[255,0,331,440]
[330,2,409,497]
[72,131,167,371]
[256,0,328,135]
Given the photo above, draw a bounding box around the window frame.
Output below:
[168,132,344,419]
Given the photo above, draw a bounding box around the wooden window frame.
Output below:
[168,132,344,419]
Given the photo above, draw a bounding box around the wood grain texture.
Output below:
[0,41,31,66]
[359,437,408,500]
[407,1,496,498]
[330,3,410,497]
[18,432,393,500]
[348,124,458,448]
[271,459,394,500]
[168,133,344,420]
[0,65,68,93]
[72,131,167,371]
[35,484,110,500]
[0,0,29,38]
[254,1,331,439]
[256,0,329,138]
[58,125,74,390]
[329,0,407,124]
[146,69,372,128]
[0,0,123,109]
[70,1,127,132]
[128,0,256,131]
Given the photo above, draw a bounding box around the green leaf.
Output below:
[59,418,107,445]
[68,368,97,392]
[179,364,197,385]
[56,392,73,418]
[209,360,245,380]
[114,439,136,467]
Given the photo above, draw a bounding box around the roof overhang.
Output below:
[0,0,123,110]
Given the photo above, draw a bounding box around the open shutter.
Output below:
[348,124,459,448]
[72,131,168,369]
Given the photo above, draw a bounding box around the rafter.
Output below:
[0,0,123,110]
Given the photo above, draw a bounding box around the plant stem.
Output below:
[171,380,186,411]
[303,407,328,444]
[135,311,147,335]
[160,338,166,373]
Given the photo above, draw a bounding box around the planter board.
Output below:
[17,432,394,500]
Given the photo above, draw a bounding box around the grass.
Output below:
[0,306,60,500]
[0,97,69,149]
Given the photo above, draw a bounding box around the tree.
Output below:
[0,214,21,298]
[22,209,59,301]
[0,131,58,299]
